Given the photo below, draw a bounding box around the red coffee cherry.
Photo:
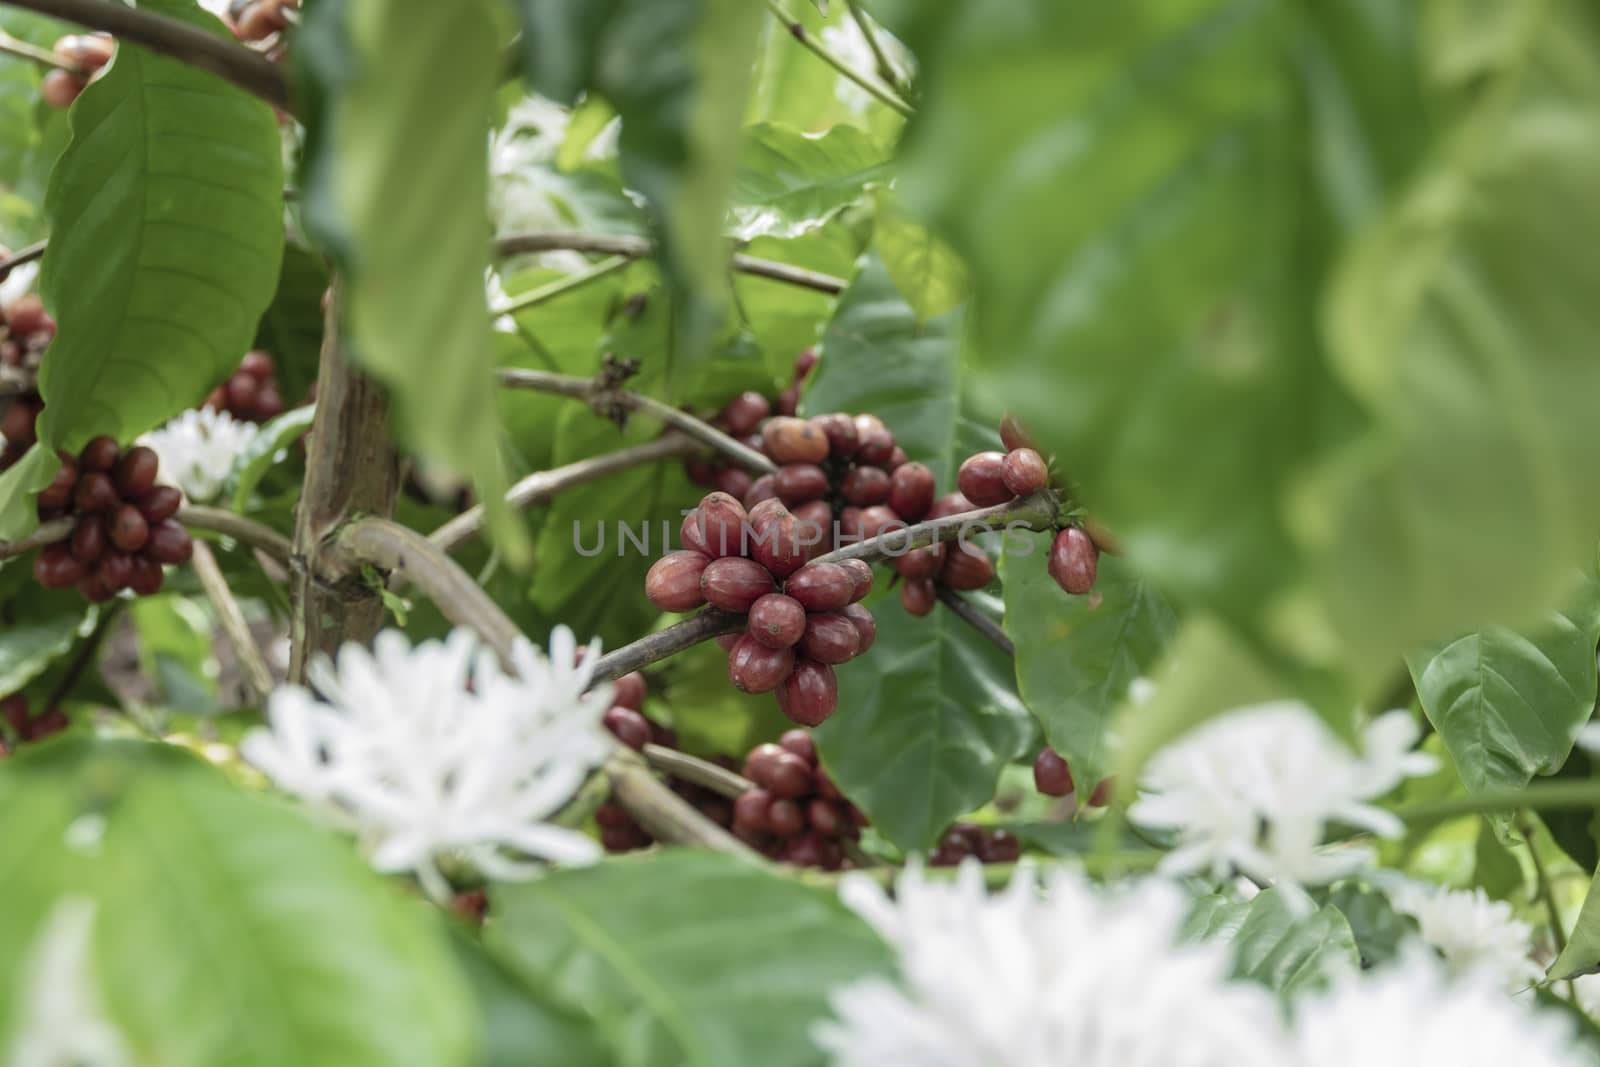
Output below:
[855,429,896,468]
[702,557,776,613]
[901,578,937,616]
[69,515,107,563]
[679,508,714,556]
[745,744,812,798]
[775,385,799,417]
[685,456,719,488]
[837,507,864,543]
[1033,748,1074,797]
[815,765,846,802]
[78,435,120,472]
[36,459,78,512]
[136,486,183,523]
[748,498,789,523]
[1048,527,1099,595]
[727,635,795,694]
[748,593,807,649]
[225,372,260,414]
[979,829,1022,864]
[775,463,829,505]
[840,603,876,653]
[33,545,84,589]
[696,491,749,558]
[941,543,995,590]
[39,68,84,109]
[1089,778,1114,807]
[722,391,771,437]
[112,446,159,498]
[840,466,891,506]
[144,520,193,565]
[791,499,833,548]
[715,466,753,501]
[784,562,854,612]
[812,413,859,458]
[807,798,845,836]
[927,491,975,521]
[732,789,773,834]
[857,505,902,541]
[255,385,285,420]
[128,556,164,596]
[777,728,816,763]
[799,613,860,664]
[887,462,935,521]
[761,416,829,465]
[240,350,275,379]
[77,571,115,603]
[768,798,806,836]
[749,508,807,579]
[838,558,873,602]
[595,802,633,830]
[999,413,1034,453]
[1,400,37,444]
[715,633,740,652]
[885,446,908,472]
[612,671,647,711]
[776,659,838,727]
[957,451,1012,506]
[853,413,886,440]
[743,474,779,508]
[794,348,818,379]
[98,550,135,592]
[1002,448,1048,497]
[646,551,711,612]
[603,706,651,750]
[109,504,149,552]
[893,543,945,580]
[73,472,118,513]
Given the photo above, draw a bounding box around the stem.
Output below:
[494,231,849,295]
[804,850,1164,890]
[498,369,778,475]
[0,240,46,283]
[190,539,274,703]
[642,743,754,799]
[1395,779,1600,826]
[490,255,632,317]
[43,600,118,710]
[588,610,745,686]
[605,749,754,855]
[1520,813,1568,956]
[811,492,1058,566]
[0,0,291,113]
[936,587,1013,655]
[428,433,701,556]
[844,0,901,93]
[0,28,80,72]
[763,0,913,118]
[0,516,74,560]
[335,516,525,669]
[178,506,291,565]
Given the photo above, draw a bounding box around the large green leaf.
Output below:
[486,851,891,1067]
[0,605,92,695]
[870,188,968,323]
[815,589,1033,852]
[731,122,892,238]
[252,242,329,411]
[450,930,607,1067]
[1407,574,1600,795]
[0,740,475,1066]
[1552,863,1600,980]
[299,0,520,558]
[37,0,282,452]
[1000,536,1177,795]
[1184,887,1359,996]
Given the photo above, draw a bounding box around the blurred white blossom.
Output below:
[7,898,130,1067]
[1291,950,1595,1067]
[241,626,615,901]
[1389,882,1540,991]
[0,259,39,307]
[139,407,259,503]
[489,95,618,254]
[818,18,911,115]
[1128,702,1436,889]
[813,862,1287,1067]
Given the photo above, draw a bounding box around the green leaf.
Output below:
[816,589,1032,852]
[0,442,60,540]
[871,188,968,323]
[1406,574,1600,795]
[299,0,522,562]
[450,929,607,1067]
[1541,750,1600,874]
[1185,888,1359,996]
[486,851,891,1067]
[0,739,476,1066]
[1001,536,1177,793]
[0,605,91,695]
[1323,882,1418,970]
[1552,861,1600,980]
[37,1,283,452]
[252,242,329,411]
[731,122,892,238]
[1472,820,1525,900]
[226,404,317,512]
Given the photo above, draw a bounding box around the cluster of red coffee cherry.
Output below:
[38,33,113,110]
[203,350,287,423]
[645,490,876,726]
[929,821,1021,866]
[731,730,866,869]
[32,438,192,601]
[0,693,67,754]
[686,349,817,498]
[1032,746,1112,808]
[0,295,52,473]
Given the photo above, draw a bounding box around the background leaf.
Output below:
[731,122,891,238]
[1185,887,1359,996]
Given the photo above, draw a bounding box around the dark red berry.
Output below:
[901,578,936,616]
[722,391,771,436]
[259,386,286,419]
[957,451,1012,507]
[595,802,632,830]
[33,545,83,589]
[800,613,860,664]
[1033,748,1074,797]
[78,435,120,472]
[749,508,807,579]
[893,543,944,580]
[136,486,183,523]
[747,746,812,798]
[807,413,855,459]
[999,413,1034,453]
[27,707,67,740]
[980,829,1021,863]
[144,520,193,565]
[768,798,806,836]
[791,500,833,551]
[603,706,651,749]
[778,728,816,763]
[794,349,818,378]
[73,472,118,513]
[36,459,78,512]
[927,491,975,521]
[240,350,275,379]
[702,557,776,613]
[77,572,115,603]
[1048,527,1099,595]
[1,401,37,445]
[840,466,891,506]
[1002,448,1048,497]
[748,593,807,649]
[128,556,164,596]
[941,544,994,590]
[109,504,149,552]
[112,446,159,498]
[775,463,829,505]
[732,789,773,833]
[776,659,838,727]
[715,633,740,652]
[646,551,710,612]
[885,446,908,471]
[815,765,845,802]
[807,798,844,836]
[697,491,749,558]
[840,603,876,654]
[1089,778,1114,807]
[68,515,107,563]
[612,672,646,711]
[855,429,896,468]
[98,550,135,591]
[775,385,799,417]
[743,474,779,508]
[727,635,795,694]
[838,507,864,543]
[784,562,854,612]
[838,558,873,602]
[857,506,903,541]
[762,416,829,465]
[686,456,719,488]
[715,467,753,501]
[600,823,652,851]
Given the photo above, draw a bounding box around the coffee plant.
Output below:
[0,1,1597,1064]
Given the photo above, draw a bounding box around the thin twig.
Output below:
[642,743,754,799]
[0,517,74,560]
[494,231,849,295]
[1396,780,1600,825]
[0,239,46,283]
[588,610,745,686]
[497,368,778,475]
[936,587,1014,655]
[844,0,902,94]
[490,255,632,317]
[43,600,118,711]
[190,539,274,703]
[0,29,80,72]
[763,0,913,117]
[811,493,1059,566]
[1519,812,1568,955]
[428,433,701,556]
[0,0,292,113]
[178,506,291,565]
[605,749,754,855]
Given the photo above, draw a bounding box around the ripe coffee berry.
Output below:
[775,463,829,505]
[957,451,1011,507]
[603,706,651,750]
[785,562,854,612]
[702,557,775,612]
[840,466,890,506]
[840,603,876,653]
[723,391,770,436]
[887,462,936,521]
[762,417,829,465]
[727,635,795,694]
[894,543,944,581]
[612,671,647,711]
[901,578,937,616]
[646,551,711,612]
[204,351,288,422]
[776,659,837,726]
[940,543,994,591]
[799,613,859,664]
[1001,448,1048,497]
[1033,747,1074,797]
[1048,527,1099,595]
[931,823,1022,866]
[999,413,1034,453]
[745,743,813,798]
[748,593,807,649]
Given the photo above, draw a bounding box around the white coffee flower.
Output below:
[488,95,617,254]
[139,407,259,503]
[1573,973,1600,1021]
[818,19,912,115]
[1388,882,1540,990]
[1291,949,1595,1067]
[1128,702,1436,889]
[0,259,39,307]
[813,862,1288,1067]
[241,626,615,901]
[6,897,131,1067]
